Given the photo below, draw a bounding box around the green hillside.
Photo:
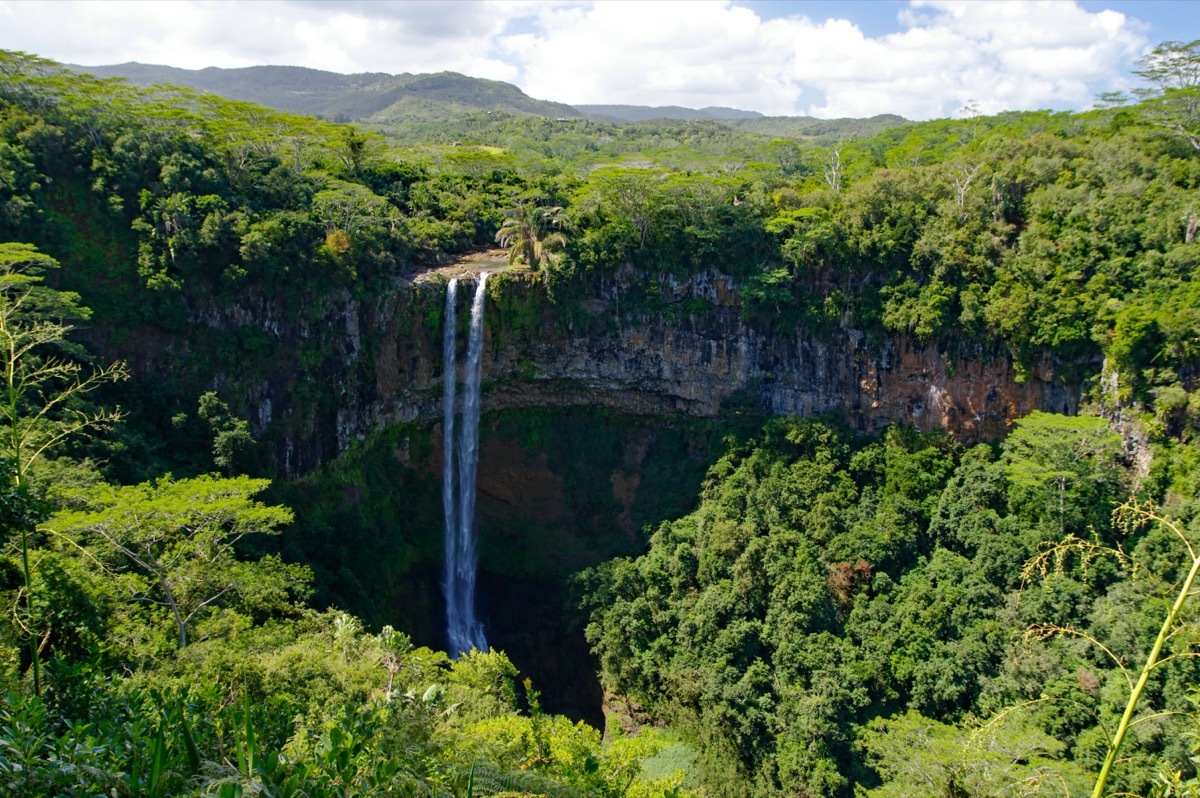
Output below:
[3,42,1200,798]
[72,61,907,140]
[71,62,583,122]
[575,104,765,122]
[727,112,910,140]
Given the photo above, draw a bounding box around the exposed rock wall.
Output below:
[311,267,1080,477]
[111,267,1082,477]
[133,268,1084,723]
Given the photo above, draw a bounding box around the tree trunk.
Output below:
[162,583,188,648]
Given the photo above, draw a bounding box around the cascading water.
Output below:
[442,278,459,649]
[443,273,489,655]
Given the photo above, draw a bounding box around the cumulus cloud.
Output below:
[0,0,524,79]
[0,0,1153,119]
[509,0,1148,118]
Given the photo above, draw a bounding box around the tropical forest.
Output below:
[0,33,1199,798]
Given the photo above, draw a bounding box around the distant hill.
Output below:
[68,62,907,138]
[575,104,765,122]
[727,114,910,139]
[69,63,582,123]
[573,105,909,140]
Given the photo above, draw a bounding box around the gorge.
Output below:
[5,49,1196,794]
[99,261,1086,725]
[186,263,1082,482]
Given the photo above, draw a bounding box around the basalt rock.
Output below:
[134,265,1084,724]
[101,266,1082,477]
[257,267,1081,477]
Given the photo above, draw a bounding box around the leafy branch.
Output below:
[1024,500,1200,798]
[0,242,127,696]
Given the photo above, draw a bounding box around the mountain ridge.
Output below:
[68,61,908,134]
[69,62,582,122]
[574,103,765,122]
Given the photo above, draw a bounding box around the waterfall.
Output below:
[443,274,489,656]
[441,278,459,650]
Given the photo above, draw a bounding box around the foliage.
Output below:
[495,200,568,271]
[580,414,1187,796]
[1133,39,1200,150]
[1001,411,1124,540]
[857,710,1091,797]
[2,41,1200,798]
[1022,501,1200,797]
[196,392,258,476]
[0,242,127,486]
[0,241,127,695]
[43,474,310,651]
[0,616,694,798]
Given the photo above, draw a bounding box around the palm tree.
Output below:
[495,202,568,271]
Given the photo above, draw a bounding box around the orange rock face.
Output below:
[337,269,1079,464]
[158,270,1081,477]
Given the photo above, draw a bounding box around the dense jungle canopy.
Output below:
[0,43,1198,796]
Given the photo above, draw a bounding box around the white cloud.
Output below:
[0,0,527,77]
[0,0,1153,119]
[510,0,1147,118]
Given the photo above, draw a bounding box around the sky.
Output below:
[0,0,1197,120]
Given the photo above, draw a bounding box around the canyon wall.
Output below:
[257,266,1080,477]
[134,265,1085,724]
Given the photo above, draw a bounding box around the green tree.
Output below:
[1002,412,1124,538]
[580,168,663,252]
[312,180,389,238]
[197,391,256,475]
[0,242,126,694]
[45,474,310,649]
[495,201,568,271]
[1134,39,1200,150]
[858,710,1090,797]
[0,243,127,486]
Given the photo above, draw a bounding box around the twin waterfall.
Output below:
[442,274,489,656]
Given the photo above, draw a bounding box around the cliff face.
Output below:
[138,266,1082,724]
[103,265,1080,477]
[282,266,1079,477]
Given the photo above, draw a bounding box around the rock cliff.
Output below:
[134,264,1083,724]
[256,265,1080,477]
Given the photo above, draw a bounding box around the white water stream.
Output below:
[442,274,489,655]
